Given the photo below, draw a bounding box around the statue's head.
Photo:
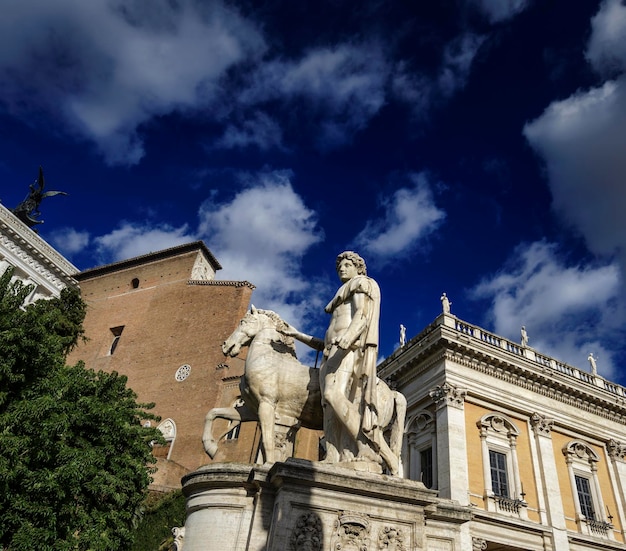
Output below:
[335,251,367,276]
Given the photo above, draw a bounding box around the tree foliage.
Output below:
[0,268,164,550]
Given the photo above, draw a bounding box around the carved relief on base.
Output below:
[332,512,371,551]
[377,525,406,551]
[290,512,323,551]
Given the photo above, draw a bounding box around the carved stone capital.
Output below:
[429,382,466,409]
[530,412,554,436]
[608,439,626,462]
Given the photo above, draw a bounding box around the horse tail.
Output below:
[390,391,407,458]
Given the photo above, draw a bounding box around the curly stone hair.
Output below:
[335,251,367,276]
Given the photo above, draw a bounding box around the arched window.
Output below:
[477,413,527,518]
[154,419,177,460]
[563,440,613,539]
[405,410,437,488]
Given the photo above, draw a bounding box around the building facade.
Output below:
[379,306,626,550]
[66,242,262,491]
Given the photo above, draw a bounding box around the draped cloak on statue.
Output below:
[324,274,381,440]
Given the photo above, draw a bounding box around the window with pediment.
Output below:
[563,440,613,539]
[405,410,437,488]
[477,413,527,518]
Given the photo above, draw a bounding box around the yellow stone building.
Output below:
[379,306,626,550]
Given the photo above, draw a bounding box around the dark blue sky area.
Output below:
[1,0,625,383]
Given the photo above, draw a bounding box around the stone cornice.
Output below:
[378,315,626,425]
[188,279,256,289]
[445,347,626,424]
[0,203,78,291]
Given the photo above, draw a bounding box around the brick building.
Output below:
[66,241,264,491]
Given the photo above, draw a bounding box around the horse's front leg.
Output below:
[257,400,276,463]
[202,407,240,458]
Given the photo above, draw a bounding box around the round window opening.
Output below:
[175,364,191,382]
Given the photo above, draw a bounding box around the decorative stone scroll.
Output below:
[290,512,323,551]
[530,412,554,436]
[429,382,466,409]
[333,512,371,551]
[472,537,487,550]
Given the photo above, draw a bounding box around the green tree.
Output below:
[0,267,164,550]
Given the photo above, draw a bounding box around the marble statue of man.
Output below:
[280,251,381,466]
[521,326,529,348]
[588,352,597,376]
[441,292,451,314]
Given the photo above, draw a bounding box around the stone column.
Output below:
[429,382,468,503]
[530,413,570,550]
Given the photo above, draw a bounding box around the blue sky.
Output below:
[1,0,626,383]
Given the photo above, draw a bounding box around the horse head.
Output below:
[222,305,296,357]
[222,305,260,357]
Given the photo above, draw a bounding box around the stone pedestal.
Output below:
[181,459,472,550]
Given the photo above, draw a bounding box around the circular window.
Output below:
[175,364,191,381]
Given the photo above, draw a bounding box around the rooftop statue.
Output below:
[521,326,529,348]
[11,167,67,228]
[588,352,598,376]
[441,292,451,314]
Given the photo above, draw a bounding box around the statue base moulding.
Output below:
[179,458,471,551]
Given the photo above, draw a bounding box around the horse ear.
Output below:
[251,304,257,314]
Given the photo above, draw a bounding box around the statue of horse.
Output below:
[202,306,323,463]
[203,306,407,474]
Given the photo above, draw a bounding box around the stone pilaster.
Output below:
[429,382,469,503]
[607,439,626,538]
[530,413,570,550]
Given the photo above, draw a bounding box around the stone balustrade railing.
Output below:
[451,316,626,399]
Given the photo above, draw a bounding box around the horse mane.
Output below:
[256,308,297,356]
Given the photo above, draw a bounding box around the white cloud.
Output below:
[197,171,325,325]
[353,173,446,262]
[214,111,284,151]
[469,0,530,24]
[524,77,626,277]
[437,33,485,97]
[239,43,389,147]
[93,222,195,262]
[524,1,626,280]
[391,62,433,116]
[0,0,264,165]
[471,241,621,378]
[49,228,91,257]
[391,33,484,118]
[586,0,626,76]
